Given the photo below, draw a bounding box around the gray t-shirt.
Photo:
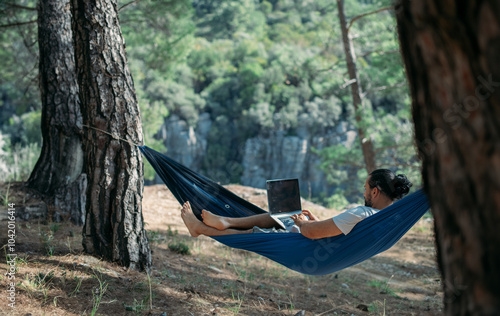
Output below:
[332,206,378,235]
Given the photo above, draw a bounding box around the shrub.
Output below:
[168,242,191,255]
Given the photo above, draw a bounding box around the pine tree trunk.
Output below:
[336,0,377,173]
[70,0,151,272]
[27,0,86,225]
[396,1,500,314]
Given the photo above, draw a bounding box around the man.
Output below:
[181,169,412,239]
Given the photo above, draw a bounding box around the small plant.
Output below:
[1,182,10,206]
[147,230,164,246]
[15,255,29,265]
[123,273,155,315]
[124,298,147,314]
[146,271,153,311]
[3,248,28,271]
[20,270,55,302]
[60,269,67,288]
[368,276,399,297]
[35,271,55,286]
[368,302,379,313]
[50,223,60,234]
[69,276,84,297]
[342,288,359,298]
[66,236,73,253]
[168,242,190,255]
[40,230,55,256]
[91,271,109,316]
[368,299,387,315]
[228,291,244,315]
[239,270,255,282]
[166,225,178,237]
[286,294,295,314]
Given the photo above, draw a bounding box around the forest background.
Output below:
[0,0,420,209]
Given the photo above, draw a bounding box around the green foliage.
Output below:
[324,192,351,211]
[120,0,195,74]
[168,242,191,255]
[120,0,195,181]
[315,106,421,203]
[313,140,367,203]
[21,110,42,145]
[1,141,41,182]
[0,0,40,119]
[193,0,266,40]
[0,0,421,206]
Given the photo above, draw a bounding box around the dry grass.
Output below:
[0,182,442,315]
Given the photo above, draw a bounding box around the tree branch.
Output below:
[316,60,342,73]
[362,82,406,97]
[361,49,399,58]
[0,19,37,29]
[341,78,357,89]
[374,143,411,155]
[119,0,141,12]
[6,3,36,11]
[347,6,392,33]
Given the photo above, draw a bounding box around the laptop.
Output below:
[266,178,303,230]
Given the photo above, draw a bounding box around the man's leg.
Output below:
[181,202,252,237]
[201,209,277,230]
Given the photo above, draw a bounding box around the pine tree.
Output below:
[27,0,86,225]
[397,0,500,313]
[71,0,151,272]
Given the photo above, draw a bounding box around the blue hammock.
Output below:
[139,145,430,275]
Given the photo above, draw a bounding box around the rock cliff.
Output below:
[156,114,358,199]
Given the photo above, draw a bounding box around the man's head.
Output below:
[363,169,412,209]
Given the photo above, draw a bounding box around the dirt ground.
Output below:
[0,182,442,315]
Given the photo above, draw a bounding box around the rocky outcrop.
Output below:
[157,113,212,171]
[240,133,308,189]
[157,114,358,199]
[240,125,358,198]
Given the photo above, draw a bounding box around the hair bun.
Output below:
[392,174,412,199]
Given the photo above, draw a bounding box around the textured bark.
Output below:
[27,0,86,224]
[396,1,500,314]
[53,173,87,225]
[336,0,377,173]
[70,0,151,272]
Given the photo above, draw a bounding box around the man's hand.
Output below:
[290,210,318,226]
[291,210,318,227]
[300,210,319,221]
[290,213,309,227]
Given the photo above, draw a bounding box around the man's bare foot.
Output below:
[181,201,203,237]
[201,209,230,230]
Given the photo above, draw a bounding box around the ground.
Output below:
[0,182,442,315]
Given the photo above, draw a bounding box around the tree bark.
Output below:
[396,1,500,314]
[27,0,86,225]
[70,0,151,272]
[336,0,377,174]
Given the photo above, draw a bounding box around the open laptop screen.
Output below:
[266,178,302,214]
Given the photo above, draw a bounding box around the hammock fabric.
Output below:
[139,145,430,275]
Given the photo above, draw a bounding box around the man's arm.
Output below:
[291,214,343,239]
